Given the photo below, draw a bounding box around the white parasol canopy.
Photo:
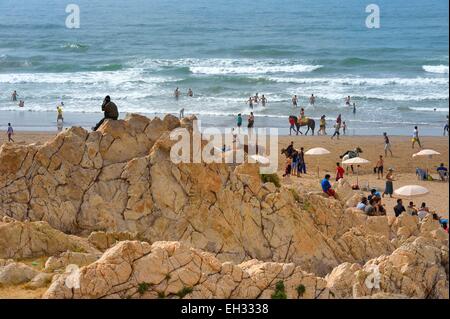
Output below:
[342,157,371,165]
[305,147,331,156]
[249,154,270,165]
[394,185,429,197]
[412,149,441,157]
[304,147,331,178]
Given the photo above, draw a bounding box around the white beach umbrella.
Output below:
[305,147,331,156]
[304,147,331,178]
[249,154,270,165]
[342,157,371,186]
[342,157,371,165]
[412,149,441,157]
[394,185,429,197]
[412,149,441,177]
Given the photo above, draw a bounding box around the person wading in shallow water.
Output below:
[93,95,119,131]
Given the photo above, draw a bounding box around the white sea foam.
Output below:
[0,70,178,85]
[128,58,322,74]
[267,76,449,86]
[422,65,449,74]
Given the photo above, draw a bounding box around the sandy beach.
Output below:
[2,131,448,218]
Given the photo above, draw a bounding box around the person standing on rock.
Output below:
[93,95,119,131]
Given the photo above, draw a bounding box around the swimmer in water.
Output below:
[174,87,180,99]
[309,94,315,106]
[187,88,193,97]
[247,96,254,109]
[345,95,351,106]
[292,95,298,107]
[260,94,267,107]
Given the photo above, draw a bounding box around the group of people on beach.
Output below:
[281,141,307,178]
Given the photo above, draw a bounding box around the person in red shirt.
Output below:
[336,162,345,181]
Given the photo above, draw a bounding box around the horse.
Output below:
[291,115,316,136]
[340,147,363,173]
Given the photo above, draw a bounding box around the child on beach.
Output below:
[283,156,292,177]
[342,121,347,135]
[7,123,14,142]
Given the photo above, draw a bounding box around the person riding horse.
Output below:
[340,147,363,173]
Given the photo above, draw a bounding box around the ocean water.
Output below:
[0,0,448,134]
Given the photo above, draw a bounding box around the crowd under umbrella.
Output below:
[412,149,441,178]
[304,147,331,178]
[342,157,370,187]
[394,185,429,197]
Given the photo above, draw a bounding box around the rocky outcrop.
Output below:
[43,241,330,299]
[0,113,448,299]
[0,218,99,259]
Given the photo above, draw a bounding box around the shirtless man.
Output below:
[11,90,18,102]
[260,94,267,107]
[253,93,259,103]
[292,95,298,107]
[247,96,254,109]
[375,155,384,179]
[309,94,315,106]
[187,88,193,97]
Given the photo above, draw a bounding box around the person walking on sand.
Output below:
[7,123,14,142]
[93,95,119,131]
[383,168,395,198]
[331,115,341,140]
[236,113,243,132]
[412,126,422,149]
[11,90,18,102]
[383,132,393,157]
[375,155,384,179]
[261,94,267,107]
[309,94,315,106]
[291,95,298,108]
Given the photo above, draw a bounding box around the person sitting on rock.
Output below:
[93,95,119,131]
[321,174,337,199]
[356,197,368,211]
[394,198,406,217]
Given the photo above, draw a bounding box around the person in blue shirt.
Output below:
[368,188,381,201]
[321,174,336,198]
[437,163,448,181]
